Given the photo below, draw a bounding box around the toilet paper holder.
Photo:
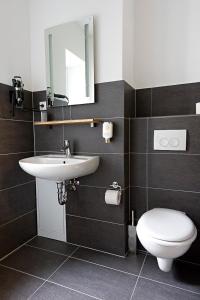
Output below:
[110,181,122,192]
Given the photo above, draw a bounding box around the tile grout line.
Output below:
[28,241,126,260]
[36,150,129,155]
[0,180,35,193]
[25,244,68,257]
[0,209,36,229]
[131,185,200,194]
[66,213,125,226]
[26,236,147,261]
[130,113,200,120]
[27,246,80,299]
[63,241,127,258]
[0,263,45,281]
[0,235,37,262]
[0,151,34,156]
[140,275,200,296]
[129,253,148,300]
[1,249,199,298]
[0,117,32,123]
[130,151,200,156]
[47,281,103,300]
[66,256,138,277]
[1,248,100,299]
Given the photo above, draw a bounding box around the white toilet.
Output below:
[136,208,197,272]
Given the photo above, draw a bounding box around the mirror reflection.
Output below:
[45,16,94,106]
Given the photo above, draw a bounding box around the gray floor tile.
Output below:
[50,257,137,300]
[141,255,200,294]
[28,236,77,256]
[31,282,96,300]
[1,245,66,279]
[0,265,44,300]
[133,278,200,300]
[73,247,145,275]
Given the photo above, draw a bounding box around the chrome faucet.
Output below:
[62,140,72,158]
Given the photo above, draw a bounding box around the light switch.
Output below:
[154,130,187,151]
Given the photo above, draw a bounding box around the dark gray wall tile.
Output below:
[33,81,129,257]
[34,125,63,152]
[148,115,200,154]
[148,188,200,263]
[148,154,200,192]
[136,88,151,117]
[130,118,147,153]
[33,90,46,108]
[0,152,34,189]
[124,118,130,154]
[148,188,200,227]
[0,120,33,154]
[80,154,125,188]
[0,211,37,258]
[0,83,33,121]
[130,154,147,187]
[71,81,125,119]
[134,277,200,300]
[0,82,35,259]
[66,215,127,256]
[152,82,200,116]
[130,187,147,221]
[64,118,125,154]
[67,186,126,224]
[124,81,135,118]
[0,181,36,226]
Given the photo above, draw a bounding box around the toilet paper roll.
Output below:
[105,189,121,205]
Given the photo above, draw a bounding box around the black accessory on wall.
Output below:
[9,76,24,116]
[9,76,40,116]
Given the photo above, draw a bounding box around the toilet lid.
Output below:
[138,208,196,242]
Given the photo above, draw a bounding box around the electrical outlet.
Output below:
[39,101,47,111]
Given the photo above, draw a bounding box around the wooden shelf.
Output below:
[34,118,101,127]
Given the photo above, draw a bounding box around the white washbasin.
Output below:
[19,154,99,182]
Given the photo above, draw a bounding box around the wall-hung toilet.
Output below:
[136,208,197,272]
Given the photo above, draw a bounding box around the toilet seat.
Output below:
[137,208,196,242]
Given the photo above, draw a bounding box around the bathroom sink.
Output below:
[19,154,99,182]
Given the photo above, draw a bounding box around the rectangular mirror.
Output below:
[45,16,94,106]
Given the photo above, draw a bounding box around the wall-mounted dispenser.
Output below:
[102,122,113,143]
[12,76,24,107]
[9,76,24,116]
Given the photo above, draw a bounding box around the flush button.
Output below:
[169,138,179,147]
[154,130,186,151]
[160,138,169,147]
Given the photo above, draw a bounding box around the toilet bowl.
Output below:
[136,208,197,272]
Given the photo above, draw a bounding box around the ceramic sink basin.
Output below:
[19,154,99,182]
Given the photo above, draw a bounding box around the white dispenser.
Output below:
[102,122,113,143]
[196,102,200,114]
